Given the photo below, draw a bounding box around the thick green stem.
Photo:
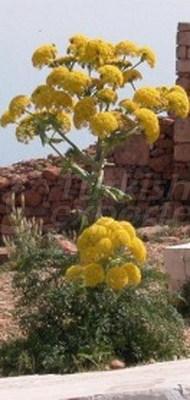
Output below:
[86,139,105,224]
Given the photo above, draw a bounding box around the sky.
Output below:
[0,0,190,167]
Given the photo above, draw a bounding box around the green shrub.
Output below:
[0,203,187,376]
[0,264,186,376]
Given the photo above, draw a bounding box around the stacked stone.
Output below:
[171,23,190,221]
[176,22,190,92]
[108,118,175,226]
[0,117,176,235]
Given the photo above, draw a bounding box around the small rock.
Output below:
[54,235,77,254]
[109,359,126,370]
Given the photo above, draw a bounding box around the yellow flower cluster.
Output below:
[46,66,69,87]
[164,85,189,118]
[15,115,37,143]
[138,46,156,68]
[1,32,190,149]
[0,95,30,127]
[62,70,91,95]
[0,110,16,127]
[133,87,163,109]
[31,85,73,110]
[119,99,139,113]
[65,217,146,290]
[123,69,143,84]
[97,88,118,104]
[98,65,124,87]
[32,43,58,68]
[134,108,160,144]
[69,35,115,66]
[89,112,119,138]
[73,97,97,128]
[115,40,139,56]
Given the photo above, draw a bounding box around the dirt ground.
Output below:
[1,223,190,342]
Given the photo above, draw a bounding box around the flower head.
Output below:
[122,262,142,285]
[46,66,69,87]
[73,97,97,128]
[135,108,160,144]
[138,46,156,68]
[165,86,189,118]
[129,236,147,263]
[81,39,115,66]
[55,111,72,132]
[133,87,162,109]
[90,112,119,138]
[97,88,118,104]
[9,95,30,118]
[62,71,91,95]
[123,69,143,84]
[15,115,37,143]
[106,266,129,291]
[115,40,139,56]
[83,263,105,287]
[0,110,16,127]
[98,65,123,87]
[119,99,139,113]
[65,265,84,282]
[32,43,58,68]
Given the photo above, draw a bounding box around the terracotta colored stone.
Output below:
[149,155,172,173]
[172,181,190,201]
[174,143,190,161]
[54,235,77,254]
[24,190,42,207]
[176,76,190,90]
[187,47,190,59]
[114,135,149,166]
[176,45,187,59]
[174,118,190,142]
[178,23,190,32]
[177,30,190,45]
[176,59,190,73]
[42,166,61,181]
[109,359,126,370]
[0,177,10,190]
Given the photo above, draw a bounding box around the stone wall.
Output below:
[0,22,190,235]
[0,117,177,235]
[172,22,190,220]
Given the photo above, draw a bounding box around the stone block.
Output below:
[178,22,190,31]
[187,47,190,59]
[177,30,190,45]
[172,180,190,201]
[114,135,149,166]
[174,143,190,161]
[0,177,11,190]
[174,118,190,142]
[176,76,190,90]
[42,166,61,182]
[164,242,190,289]
[176,59,190,73]
[176,45,187,59]
[149,154,172,172]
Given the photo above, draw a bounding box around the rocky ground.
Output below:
[1,223,190,342]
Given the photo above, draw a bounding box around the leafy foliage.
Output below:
[0,262,186,376]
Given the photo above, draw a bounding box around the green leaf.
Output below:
[102,185,132,202]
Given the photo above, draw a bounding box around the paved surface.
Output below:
[1,359,190,400]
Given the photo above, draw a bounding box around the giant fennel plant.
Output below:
[0,37,188,372]
[0,34,189,225]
